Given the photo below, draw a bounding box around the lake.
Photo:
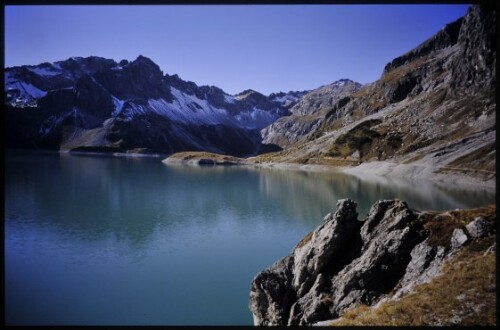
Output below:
[4,150,495,325]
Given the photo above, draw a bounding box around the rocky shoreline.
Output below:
[161,150,495,192]
[248,199,496,326]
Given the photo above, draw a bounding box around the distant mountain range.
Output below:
[4,54,356,156]
[4,4,496,184]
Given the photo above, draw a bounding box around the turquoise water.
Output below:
[4,150,494,325]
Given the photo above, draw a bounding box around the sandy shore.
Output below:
[339,160,495,192]
[232,159,495,194]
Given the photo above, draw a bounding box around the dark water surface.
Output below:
[4,150,494,325]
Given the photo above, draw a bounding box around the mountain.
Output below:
[4,56,308,156]
[4,3,495,183]
[254,4,495,183]
[261,79,362,148]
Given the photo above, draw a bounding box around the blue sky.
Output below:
[5,4,469,95]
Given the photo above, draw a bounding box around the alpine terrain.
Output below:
[250,4,495,186]
[3,3,496,327]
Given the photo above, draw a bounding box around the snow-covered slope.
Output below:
[4,55,306,155]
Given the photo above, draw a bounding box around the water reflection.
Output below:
[4,150,495,325]
[248,165,494,218]
[5,150,495,245]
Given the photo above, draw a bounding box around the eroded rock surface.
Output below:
[249,199,431,325]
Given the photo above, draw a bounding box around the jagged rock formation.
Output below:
[254,4,495,183]
[248,199,496,325]
[4,56,304,156]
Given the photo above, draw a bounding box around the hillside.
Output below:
[251,4,496,186]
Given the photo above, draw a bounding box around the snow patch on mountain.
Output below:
[234,107,278,130]
[271,94,299,103]
[111,96,126,117]
[224,94,236,103]
[27,66,61,77]
[168,87,232,124]
[6,79,47,99]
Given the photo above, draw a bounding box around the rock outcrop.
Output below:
[248,198,496,325]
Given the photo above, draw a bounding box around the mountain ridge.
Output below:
[5,54,329,156]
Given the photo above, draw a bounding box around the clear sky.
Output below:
[5,4,469,95]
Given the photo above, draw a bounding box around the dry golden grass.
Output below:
[401,152,426,164]
[379,56,429,84]
[294,231,314,249]
[331,241,496,326]
[421,204,495,249]
[167,151,243,162]
[302,157,359,167]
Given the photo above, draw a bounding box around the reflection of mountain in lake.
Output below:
[251,166,494,218]
[5,151,494,249]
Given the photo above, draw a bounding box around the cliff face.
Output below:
[248,199,496,325]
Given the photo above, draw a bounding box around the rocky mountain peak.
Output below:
[450,3,496,93]
[5,54,302,155]
[259,78,362,148]
[130,55,162,74]
[383,16,463,74]
[331,78,358,87]
[57,56,118,75]
[234,89,260,99]
[288,79,362,116]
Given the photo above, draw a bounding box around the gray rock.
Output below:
[248,255,295,326]
[327,200,424,317]
[451,228,468,249]
[249,199,426,325]
[350,150,360,160]
[391,239,446,299]
[465,216,491,238]
[292,199,360,297]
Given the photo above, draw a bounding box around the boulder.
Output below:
[465,216,491,238]
[451,228,468,250]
